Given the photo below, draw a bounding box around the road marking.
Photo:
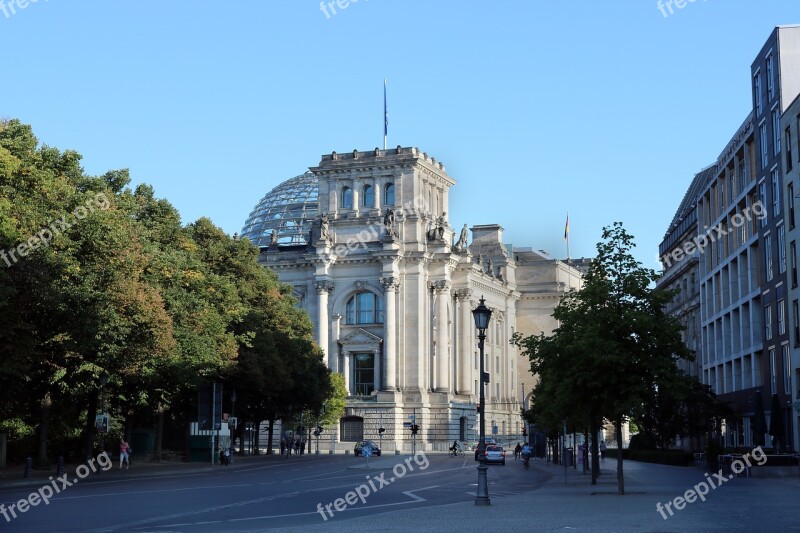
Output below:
[401,485,438,502]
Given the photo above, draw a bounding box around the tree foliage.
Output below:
[0,119,337,461]
[514,222,693,494]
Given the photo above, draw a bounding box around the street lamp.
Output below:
[472,296,492,506]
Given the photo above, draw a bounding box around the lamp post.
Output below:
[472,297,492,506]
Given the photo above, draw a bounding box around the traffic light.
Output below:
[313,426,323,436]
[476,403,481,413]
[378,427,385,434]
[410,424,419,434]
[522,427,527,437]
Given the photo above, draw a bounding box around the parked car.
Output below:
[483,445,506,465]
[354,440,382,457]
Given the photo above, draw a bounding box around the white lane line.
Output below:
[157,486,442,526]
[401,485,439,502]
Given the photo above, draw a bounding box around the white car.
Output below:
[483,445,506,466]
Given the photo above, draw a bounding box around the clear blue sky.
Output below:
[2,0,798,269]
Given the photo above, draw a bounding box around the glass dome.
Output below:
[240,171,320,247]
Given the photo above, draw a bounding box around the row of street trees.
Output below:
[514,223,722,494]
[0,119,340,463]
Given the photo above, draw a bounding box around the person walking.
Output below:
[599,440,607,461]
[119,438,131,470]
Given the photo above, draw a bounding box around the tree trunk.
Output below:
[590,417,600,485]
[84,393,98,460]
[552,437,559,464]
[253,419,262,455]
[155,404,164,462]
[267,418,275,455]
[615,419,625,495]
[583,428,589,475]
[37,393,52,467]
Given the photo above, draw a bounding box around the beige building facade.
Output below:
[242,147,585,451]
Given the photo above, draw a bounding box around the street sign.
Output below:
[362,446,373,458]
[409,415,415,421]
[403,422,412,428]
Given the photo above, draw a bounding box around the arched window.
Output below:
[362,185,374,207]
[341,186,353,209]
[383,183,395,205]
[346,292,384,324]
[340,416,364,441]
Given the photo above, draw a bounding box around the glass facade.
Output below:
[240,171,319,247]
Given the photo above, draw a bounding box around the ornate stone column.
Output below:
[380,276,400,391]
[330,314,342,372]
[315,280,334,360]
[456,289,473,395]
[373,349,381,392]
[433,280,451,392]
[342,350,351,395]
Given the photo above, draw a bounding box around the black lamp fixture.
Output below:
[472,296,492,506]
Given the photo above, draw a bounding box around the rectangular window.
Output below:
[765,304,773,340]
[759,182,769,227]
[773,170,781,216]
[761,124,769,169]
[353,353,375,396]
[770,348,777,394]
[766,234,773,281]
[788,127,794,172]
[794,300,800,346]
[791,241,797,288]
[779,224,786,274]
[767,53,775,100]
[778,299,786,335]
[785,345,792,394]
[790,182,796,229]
[754,71,763,116]
[773,108,781,156]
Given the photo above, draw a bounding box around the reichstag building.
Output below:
[241,147,587,452]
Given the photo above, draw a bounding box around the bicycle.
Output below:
[448,447,465,458]
[522,453,531,470]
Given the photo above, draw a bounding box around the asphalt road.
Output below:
[0,453,549,532]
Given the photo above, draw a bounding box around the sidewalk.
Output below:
[287,458,800,532]
[0,452,305,490]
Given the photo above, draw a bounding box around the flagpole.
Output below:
[565,213,570,261]
[383,79,387,150]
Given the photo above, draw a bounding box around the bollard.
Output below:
[24,457,32,478]
[57,456,65,476]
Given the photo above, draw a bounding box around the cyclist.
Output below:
[450,440,460,452]
[521,442,532,468]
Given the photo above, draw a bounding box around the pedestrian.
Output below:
[280,438,286,456]
[294,438,300,454]
[514,442,522,460]
[119,438,131,470]
[600,440,607,461]
[300,440,306,455]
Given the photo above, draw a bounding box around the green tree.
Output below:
[515,223,691,494]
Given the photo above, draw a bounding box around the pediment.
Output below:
[339,328,383,347]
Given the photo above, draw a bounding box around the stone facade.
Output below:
[247,147,586,451]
